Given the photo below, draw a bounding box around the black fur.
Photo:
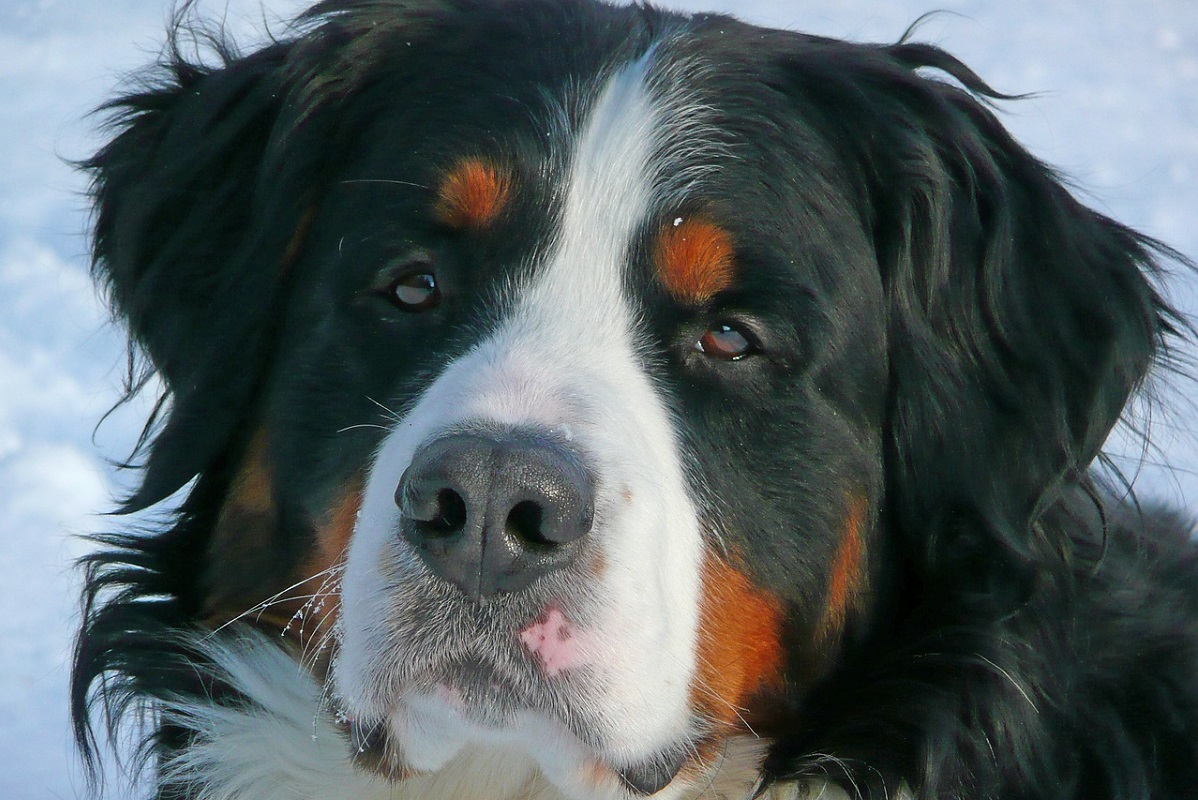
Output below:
[75,1,1198,798]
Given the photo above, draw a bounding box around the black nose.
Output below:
[395,431,595,599]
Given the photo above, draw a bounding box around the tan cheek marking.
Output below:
[693,553,785,731]
[818,494,869,640]
[435,158,511,229]
[287,481,363,649]
[221,430,274,516]
[202,431,362,651]
[203,430,281,625]
[654,217,735,304]
[311,480,363,580]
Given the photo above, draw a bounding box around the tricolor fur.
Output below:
[74,1,1198,799]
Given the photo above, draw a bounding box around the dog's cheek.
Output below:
[203,430,287,627]
[817,494,869,644]
[691,553,786,736]
[201,428,362,650]
[688,495,872,746]
[291,480,364,652]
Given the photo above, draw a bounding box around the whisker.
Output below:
[686,655,760,738]
[285,563,346,645]
[364,395,403,423]
[337,423,394,434]
[339,178,429,189]
[206,564,345,637]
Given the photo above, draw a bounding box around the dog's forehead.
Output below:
[324,27,875,307]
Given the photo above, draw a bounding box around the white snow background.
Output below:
[1,0,1195,797]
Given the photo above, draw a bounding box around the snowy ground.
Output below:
[1,0,1195,796]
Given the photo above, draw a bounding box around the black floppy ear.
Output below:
[874,44,1176,565]
[88,5,448,511]
[794,41,1176,569]
[88,36,321,510]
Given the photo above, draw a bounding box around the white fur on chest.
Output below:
[156,634,859,800]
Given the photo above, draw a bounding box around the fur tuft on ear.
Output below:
[782,37,1183,584]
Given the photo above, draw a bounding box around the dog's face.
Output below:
[83,1,1166,798]
[276,31,886,795]
[320,48,886,794]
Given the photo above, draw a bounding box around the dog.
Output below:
[73,1,1198,798]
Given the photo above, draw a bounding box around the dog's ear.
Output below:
[874,44,1179,568]
[788,40,1177,571]
[89,6,455,511]
[88,34,332,509]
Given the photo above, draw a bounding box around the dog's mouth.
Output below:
[335,604,693,796]
[342,711,690,796]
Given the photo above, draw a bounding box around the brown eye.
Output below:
[696,323,755,360]
[390,271,440,311]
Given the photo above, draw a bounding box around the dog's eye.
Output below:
[389,270,440,311]
[696,323,756,360]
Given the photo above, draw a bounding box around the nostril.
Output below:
[396,431,595,598]
[411,487,468,536]
[404,481,469,536]
[506,500,550,548]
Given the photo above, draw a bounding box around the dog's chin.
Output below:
[346,727,690,799]
[340,670,692,797]
[333,586,702,796]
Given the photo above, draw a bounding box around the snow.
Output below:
[1,0,1194,796]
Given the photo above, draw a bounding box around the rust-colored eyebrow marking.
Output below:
[435,158,511,229]
[819,494,869,640]
[654,216,736,304]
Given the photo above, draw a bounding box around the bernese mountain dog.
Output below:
[73,1,1198,798]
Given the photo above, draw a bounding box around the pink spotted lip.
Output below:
[519,605,588,677]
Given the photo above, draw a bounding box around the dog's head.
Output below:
[80,0,1172,797]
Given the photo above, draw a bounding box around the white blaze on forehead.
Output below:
[338,53,706,793]
[535,55,658,323]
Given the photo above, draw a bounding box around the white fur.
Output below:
[337,53,711,798]
[160,634,559,800]
[160,634,877,800]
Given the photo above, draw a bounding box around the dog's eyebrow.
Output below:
[435,158,512,230]
[654,215,735,305]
